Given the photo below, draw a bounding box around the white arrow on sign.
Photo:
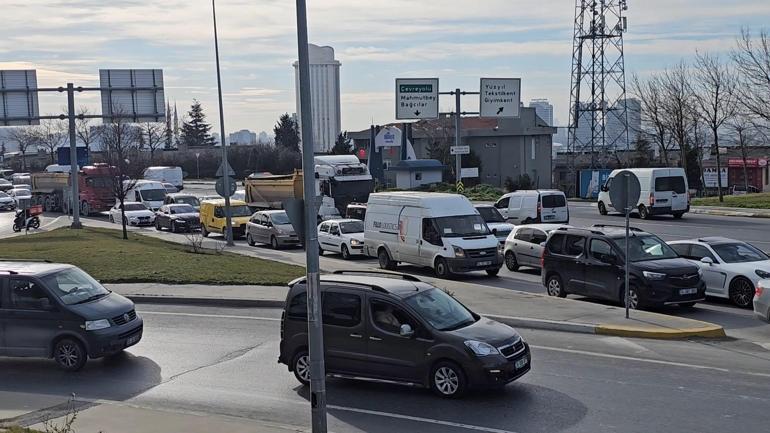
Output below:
[480,78,521,118]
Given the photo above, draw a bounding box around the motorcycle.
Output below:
[12,209,40,232]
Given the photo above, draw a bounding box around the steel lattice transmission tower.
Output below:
[567,0,631,180]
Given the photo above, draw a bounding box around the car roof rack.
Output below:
[331,270,421,282]
[0,258,52,263]
[592,224,644,233]
[0,270,19,275]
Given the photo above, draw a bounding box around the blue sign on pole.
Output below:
[579,169,613,199]
[57,146,89,167]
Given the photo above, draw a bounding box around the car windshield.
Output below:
[405,288,476,331]
[476,207,505,223]
[614,234,679,262]
[171,205,196,214]
[15,190,31,196]
[140,189,166,201]
[712,243,768,263]
[229,205,252,217]
[0,192,8,198]
[340,220,364,234]
[85,177,112,188]
[271,212,291,225]
[124,203,147,211]
[41,267,110,305]
[176,196,200,207]
[434,215,490,238]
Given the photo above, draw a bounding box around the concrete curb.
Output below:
[126,295,285,309]
[484,314,597,335]
[595,323,727,339]
[689,208,770,219]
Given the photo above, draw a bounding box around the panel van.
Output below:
[124,180,167,211]
[597,168,689,219]
[494,190,569,225]
[364,192,503,278]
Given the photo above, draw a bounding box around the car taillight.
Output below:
[537,202,542,220]
[649,193,655,206]
[540,249,546,268]
[757,285,765,298]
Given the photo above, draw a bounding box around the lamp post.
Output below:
[195,152,201,179]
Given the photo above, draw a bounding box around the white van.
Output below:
[364,192,503,278]
[125,180,167,211]
[597,168,689,219]
[494,190,569,224]
[143,166,184,191]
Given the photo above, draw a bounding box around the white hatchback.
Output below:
[318,219,365,260]
[109,202,156,226]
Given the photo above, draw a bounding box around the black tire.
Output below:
[434,258,451,279]
[546,274,567,298]
[318,245,324,256]
[30,218,39,229]
[673,212,684,219]
[12,223,21,233]
[431,361,467,398]
[81,201,90,217]
[621,284,642,310]
[505,250,519,272]
[598,201,608,216]
[201,226,209,238]
[54,338,87,372]
[486,268,500,277]
[246,233,256,246]
[729,277,755,308]
[378,248,396,270]
[292,350,310,386]
[341,244,351,260]
[638,205,650,220]
[271,236,280,250]
[155,220,162,231]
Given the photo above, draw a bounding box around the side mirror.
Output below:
[399,324,415,338]
[700,257,714,265]
[540,242,547,248]
[492,228,498,235]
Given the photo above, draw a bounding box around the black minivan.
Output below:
[0,261,143,371]
[279,271,531,398]
[541,226,706,309]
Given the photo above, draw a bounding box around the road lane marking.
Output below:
[326,405,520,433]
[140,311,281,321]
[531,345,770,378]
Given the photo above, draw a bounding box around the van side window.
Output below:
[9,279,50,311]
[329,225,340,236]
[496,197,510,209]
[422,218,442,246]
[547,233,566,254]
[590,239,616,263]
[565,235,585,256]
[214,207,225,218]
[287,292,307,319]
[322,292,361,327]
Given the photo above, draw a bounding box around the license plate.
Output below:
[125,334,140,347]
[543,215,554,220]
[515,357,529,369]
[478,261,493,267]
[679,288,698,295]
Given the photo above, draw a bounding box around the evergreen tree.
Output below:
[632,137,652,167]
[273,113,300,153]
[330,131,353,155]
[179,100,216,147]
[164,102,174,149]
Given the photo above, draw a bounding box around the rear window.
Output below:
[655,176,686,194]
[541,194,566,208]
[287,292,307,319]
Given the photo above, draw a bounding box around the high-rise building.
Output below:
[293,44,342,154]
[529,99,554,126]
[572,98,641,151]
[228,129,257,146]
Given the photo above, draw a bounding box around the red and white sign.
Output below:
[728,158,768,168]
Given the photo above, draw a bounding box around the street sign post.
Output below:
[609,170,641,319]
[450,145,470,155]
[395,78,439,120]
[99,69,165,123]
[480,78,521,118]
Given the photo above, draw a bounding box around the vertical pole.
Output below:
[296,1,327,432]
[454,89,462,184]
[212,0,234,246]
[67,84,82,229]
[624,173,630,319]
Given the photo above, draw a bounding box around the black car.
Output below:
[541,225,706,309]
[279,271,531,398]
[155,204,201,232]
[0,261,143,371]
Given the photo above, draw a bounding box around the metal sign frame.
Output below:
[0,70,40,126]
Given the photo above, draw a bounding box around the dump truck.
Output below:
[30,163,115,216]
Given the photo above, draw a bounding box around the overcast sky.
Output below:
[2,0,769,137]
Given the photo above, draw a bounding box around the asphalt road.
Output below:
[1,304,768,433]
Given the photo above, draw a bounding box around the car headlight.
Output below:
[756,270,770,279]
[350,239,362,246]
[697,268,703,277]
[453,246,465,258]
[85,319,111,331]
[643,271,667,281]
[464,340,500,357]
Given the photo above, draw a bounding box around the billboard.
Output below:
[100,69,165,123]
[0,70,40,126]
[703,167,728,188]
[579,169,613,199]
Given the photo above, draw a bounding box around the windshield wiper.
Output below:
[440,319,475,332]
[72,293,108,305]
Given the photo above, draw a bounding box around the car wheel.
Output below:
[271,236,280,250]
[486,268,500,277]
[12,223,21,233]
[292,350,311,386]
[341,244,351,260]
[155,220,162,231]
[30,218,40,229]
[638,205,650,220]
[621,284,642,310]
[546,274,567,298]
[109,214,114,223]
[81,201,90,217]
[431,361,467,398]
[598,201,608,216]
[505,251,519,271]
[729,277,754,308]
[54,338,87,372]
[673,212,684,219]
[377,248,395,270]
[202,226,209,238]
[434,258,451,279]
[246,233,256,246]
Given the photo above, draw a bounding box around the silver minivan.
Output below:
[494,190,569,225]
[246,210,301,249]
[503,224,569,271]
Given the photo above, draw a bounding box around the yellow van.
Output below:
[199,199,253,238]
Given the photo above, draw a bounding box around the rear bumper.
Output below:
[649,205,688,216]
[754,297,770,321]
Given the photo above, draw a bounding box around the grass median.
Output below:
[0,227,305,285]
[692,192,770,209]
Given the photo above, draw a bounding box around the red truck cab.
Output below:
[77,164,115,215]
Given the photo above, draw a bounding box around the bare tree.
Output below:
[732,28,770,123]
[660,62,697,183]
[100,108,144,240]
[6,127,40,171]
[37,119,68,165]
[141,122,165,162]
[691,52,738,202]
[75,107,101,152]
[631,73,675,165]
[729,116,759,193]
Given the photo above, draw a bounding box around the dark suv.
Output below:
[541,226,706,309]
[278,271,531,398]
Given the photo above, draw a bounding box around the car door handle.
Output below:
[369,336,383,341]
[349,333,363,339]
